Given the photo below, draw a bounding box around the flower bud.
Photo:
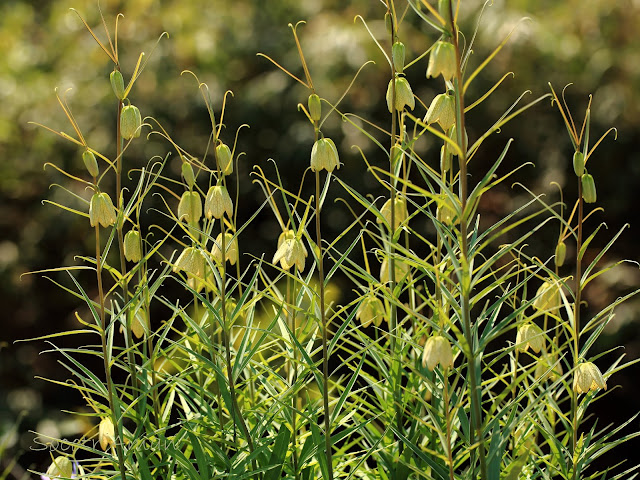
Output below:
[438,0,452,22]
[386,76,415,113]
[427,41,456,81]
[392,41,405,72]
[310,137,340,172]
[573,151,585,177]
[535,351,563,382]
[173,246,206,278]
[98,417,115,450]
[82,150,99,177]
[124,229,142,262]
[448,124,468,155]
[178,191,202,223]
[425,92,456,131]
[573,361,606,393]
[131,307,148,339]
[555,241,566,267]
[440,145,451,172]
[110,70,125,100]
[533,279,561,315]
[120,104,142,140]
[384,12,393,35]
[308,93,322,122]
[273,234,307,271]
[45,456,74,479]
[380,257,410,284]
[422,335,454,371]
[89,192,117,228]
[356,294,386,327]
[216,142,233,176]
[377,195,408,231]
[436,194,459,226]
[205,185,233,220]
[516,323,544,353]
[181,162,196,189]
[390,144,404,168]
[211,232,239,266]
[581,173,597,203]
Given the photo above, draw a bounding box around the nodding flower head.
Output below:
[124,229,143,263]
[173,247,206,279]
[573,361,606,394]
[356,293,386,328]
[378,195,408,231]
[427,40,456,81]
[89,192,117,228]
[386,76,415,113]
[422,335,454,371]
[273,231,307,271]
[211,232,239,266]
[205,185,233,220]
[380,257,410,284]
[42,456,84,480]
[178,191,202,223]
[516,323,544,354]
[310,137,340,173]
[533,280,561,315]
[99,417,115,450]
[425,92,456,131]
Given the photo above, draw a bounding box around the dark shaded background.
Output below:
[1,0,639,476]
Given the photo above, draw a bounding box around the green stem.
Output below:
[219,223,257,473]
[315,170,334,480]
[449,5,487,478]
[572,183,584,480]
[95,225,129,480]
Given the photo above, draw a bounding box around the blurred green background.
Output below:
[1,0,639,476]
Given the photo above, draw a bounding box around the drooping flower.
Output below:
[425,93,456,131]
[436,194,460,226]
[173,247,206,278]
[386,76,415,113]
[211,232,239,265]
[378,195,408,231]
[380,257,410,284]
[124,229,143,262]
[204,185,233,220]
[273,232,307,271]
[573,361,606,393]
[516,323,544,353]
[356,294,386,327]
[178,191,202,223]
[41,456,84,480]
[89,192,117,228]
[310,137,340,173]
[422,335,454,371]
[535,351,563,382]
[427,40,456,81]
[533,280,561,315]
[99,417,115,450]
